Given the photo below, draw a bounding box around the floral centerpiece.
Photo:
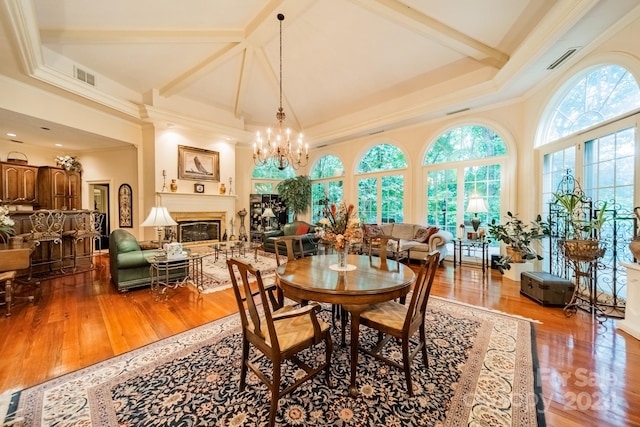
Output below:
[0,205,15,243]
[318,202,362,267]
[56,155,83,172]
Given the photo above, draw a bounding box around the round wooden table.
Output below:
[276,254,416,396]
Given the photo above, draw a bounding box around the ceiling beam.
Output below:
[352,0,509,68]
[159,41,246,97]
[234,47,254,120]
[159,0,313,104]
[254,46,302,130]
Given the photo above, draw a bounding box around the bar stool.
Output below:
[63,211,104,272]
[26,210,66,280]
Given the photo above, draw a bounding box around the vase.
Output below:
[337,246,348,268]
[170,179,178,192]
[219,183,226,194]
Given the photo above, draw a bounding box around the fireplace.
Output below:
[178,220,221,243]
[170,211,226,245]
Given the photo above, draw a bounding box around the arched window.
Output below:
[423,125,507,237]
[542,64,640,144]
[310,155,344,224]
[538,63,640,311]
[356,144,407,224]
[251,162,295,194]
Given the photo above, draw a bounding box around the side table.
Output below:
[145,248,212,300]
[453,239,489,272]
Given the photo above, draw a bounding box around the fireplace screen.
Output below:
[178,220,220,243]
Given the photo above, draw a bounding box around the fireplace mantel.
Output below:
[157,192,236,232]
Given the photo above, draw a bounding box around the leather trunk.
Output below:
[520,271,574,307]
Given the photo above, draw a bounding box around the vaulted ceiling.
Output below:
[0,0,639,151]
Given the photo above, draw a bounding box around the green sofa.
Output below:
[262,221,319,256]
[109,229,186,292]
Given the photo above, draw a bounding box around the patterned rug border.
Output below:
[3,298,545,426]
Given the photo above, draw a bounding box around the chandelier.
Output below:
[253,13,308,171]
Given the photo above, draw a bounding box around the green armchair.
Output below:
[262,221,318,256]
[109,229,186,292]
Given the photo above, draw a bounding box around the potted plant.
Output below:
[488,211,550,274]
[552,192,607,261]
[276,175,312,221]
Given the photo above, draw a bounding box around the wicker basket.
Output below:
[560,239,605,262]
[6,151,28,164]
[506,246,525,263]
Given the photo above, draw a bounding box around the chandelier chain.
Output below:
[253,13,308,170]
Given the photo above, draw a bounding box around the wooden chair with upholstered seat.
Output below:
[358,251,439,396]
[226,258,333,427]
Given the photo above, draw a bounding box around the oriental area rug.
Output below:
[199,250,278,294]
[1,297,545,426]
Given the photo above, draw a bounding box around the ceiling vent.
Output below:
[547,48,580,70]
[446,107,470,116]
[74,66,96,86]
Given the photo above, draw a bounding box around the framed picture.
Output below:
[194,183,205,193]
[178,145,220,182]
[118,183,132,228]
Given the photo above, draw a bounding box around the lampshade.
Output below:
[141,206,178,227]
[262,208,276,218]
[466,196,489,214]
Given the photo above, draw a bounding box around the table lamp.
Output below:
[141,206,178,249]
[466,195,488,233]
[262,207,276,230]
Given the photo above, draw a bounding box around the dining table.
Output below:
[275,253,416,396]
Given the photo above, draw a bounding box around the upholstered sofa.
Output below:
[364,223,453,264]
[262,220,318,256]
[109,229,186,292]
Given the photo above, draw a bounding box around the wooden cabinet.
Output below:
[37,166,82,210]
[0,162,38,204]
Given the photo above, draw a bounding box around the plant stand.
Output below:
[560,239,606,319]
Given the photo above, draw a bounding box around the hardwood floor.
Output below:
[1,254,639,427]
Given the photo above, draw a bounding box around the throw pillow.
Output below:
[296,223,310,235]
[362,224,384,238]
[414,226,439,243]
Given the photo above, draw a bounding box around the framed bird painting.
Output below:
[178,145,220,182]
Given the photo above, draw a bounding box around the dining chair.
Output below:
[366,234,403,264]
[227,258,333,427]
[358,250,439,396]
[272,235,307,306]
[273,235,306,265]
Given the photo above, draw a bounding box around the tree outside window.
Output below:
[356,144,407,224]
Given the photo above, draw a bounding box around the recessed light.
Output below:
[6,132,16,137]
[55,143,63,147]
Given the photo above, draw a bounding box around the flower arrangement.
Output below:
[56,155,82,172]
[318,202,362,250]
[0,205,15,242]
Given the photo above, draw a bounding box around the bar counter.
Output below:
[5,209,98,277]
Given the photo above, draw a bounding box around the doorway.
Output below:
[89,183,110,251]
